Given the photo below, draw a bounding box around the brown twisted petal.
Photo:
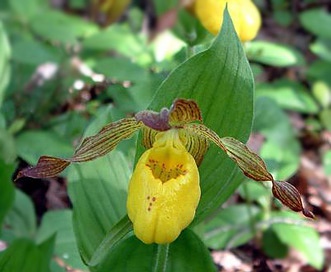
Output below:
[272,180,314,219]
[16,117,142,179]
[178,129,209,167]
[183,123,313,218]
[183,123,226,152]
[16,156,70,180]
[220,137,274,182]
[141,126,158,150]
[73,117,142,161]
[184,124,273,181]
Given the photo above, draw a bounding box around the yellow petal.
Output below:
[127,130,200,244]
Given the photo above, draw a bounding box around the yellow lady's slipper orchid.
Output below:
[127,130,200,244]
[17,98,313,246]
[194,0,261,41]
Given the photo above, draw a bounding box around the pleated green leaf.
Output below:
[0,21,11,107]
[0,160,15,232]
[4,189,37,239]
[271,211,324,269]
[0,236,55,272]
[36,210,86,270]
[67,150,131,266]
[91,229,216,272]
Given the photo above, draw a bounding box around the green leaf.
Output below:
[89,215,133,267]
[256,79,319,114]
[93,57,156,110]
[246,41,304,67]
[3,189,36,239]
[0,128,16,164]
[0,236,55,272]
[238,181,271,209]
[310,38,331,62]
[93,229,216,272]
[320,108,331,131]
[0,21,11,108]
[9,0,47,19]
[11,38,60,65]
[94,57,148,83]
[271,211,324,269]
[0,113,5,129]
[260,138,300,181]
[141,8,254,223]
[154,0,178,15]
[15,130,73,165]
[262,228,288,259]
[307,60,331,85]
[255,97,283,135]
[67,150,131,265]
[0,160,15,232]
[300,8,331,39]
[312,81,331,108]
[50,261,66,272]
[253,97,300,180]
[323,150,331,176]
[82,24,152,64]
[273,10,293,27]
[172,9,210,46]
[203,204,261,249]
[151,31,186,62]
[36,210,86,270]
[29,10,98,44]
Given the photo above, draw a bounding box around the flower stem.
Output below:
[243,182,258,236]
[186,45,195,59]
[153,244,170,272]
[89,215,133,267]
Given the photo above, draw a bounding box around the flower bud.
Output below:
[194,0,261,41]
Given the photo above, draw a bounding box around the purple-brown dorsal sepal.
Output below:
[135,108,171,131]
[272,180,314,219]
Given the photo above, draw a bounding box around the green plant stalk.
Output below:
[153,244,170,272]
[88,215,133,267]
[262,186,272,223]
[243,182,258,237]
[185,45,196,59]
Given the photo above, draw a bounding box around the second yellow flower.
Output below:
[194,0,261,41]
